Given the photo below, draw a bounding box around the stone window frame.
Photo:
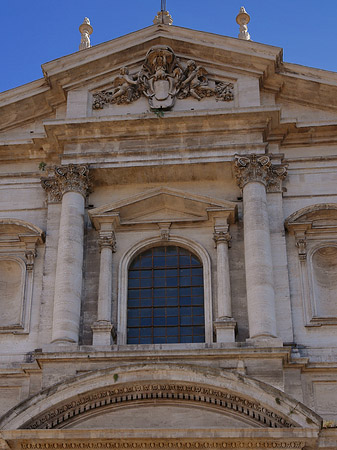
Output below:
[0,219,44,334]
[118,235,213,345]
[286,204,337,327]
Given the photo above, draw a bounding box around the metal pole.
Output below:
[161,0,166,11]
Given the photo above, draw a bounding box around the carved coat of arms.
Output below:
[93,45,234,111]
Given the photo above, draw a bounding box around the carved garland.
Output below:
[21,440,306,450]
[23,382,295,430]
[92,45,234,111]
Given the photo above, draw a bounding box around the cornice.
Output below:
[42,107,281,144]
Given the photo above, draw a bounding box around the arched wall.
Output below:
[0,364,321,431]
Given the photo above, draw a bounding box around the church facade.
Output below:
[0,13,336,450]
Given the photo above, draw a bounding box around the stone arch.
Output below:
[118,236,213,344]
[0,364,321,430]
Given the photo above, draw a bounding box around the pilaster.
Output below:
[92,228,116,346]
[213,219,236,343]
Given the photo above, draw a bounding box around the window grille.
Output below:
[127,246,205,344]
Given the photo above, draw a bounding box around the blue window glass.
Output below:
[127,246,205,344]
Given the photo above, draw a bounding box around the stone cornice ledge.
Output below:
[42,107,281,146]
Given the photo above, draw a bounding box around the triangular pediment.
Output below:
[89,187,237,229]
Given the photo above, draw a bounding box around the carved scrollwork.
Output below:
[41,164,91,200]
[92,46,234,111]
[234,154,288,192]
[40,177,62,203]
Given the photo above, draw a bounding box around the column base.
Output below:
[92,321,115,346]
[246,336,283,348]
[214,318,237,343]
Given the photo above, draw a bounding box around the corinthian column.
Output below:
[92,229,116,346]
[234,155,287,341]
[42,164,90,344]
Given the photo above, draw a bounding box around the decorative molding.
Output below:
[23,381,295,430]
[98,231,116,252]
[20,440,307,450]
[234,155,287,192]
[92,46,234,111]
[41,164,91,200]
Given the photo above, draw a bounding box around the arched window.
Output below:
[127,246,205,344]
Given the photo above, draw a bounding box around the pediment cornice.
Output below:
[89,187,237,230]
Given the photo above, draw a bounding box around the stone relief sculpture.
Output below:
[92,45,234,110]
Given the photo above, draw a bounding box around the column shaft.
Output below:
[97,246,113,322]
[243,181,276,338]
[216,240,232,319]
[52,191,85,343]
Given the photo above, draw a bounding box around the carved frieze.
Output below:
[41,164,91,200]
[234,155,288,192]
[92,46,234,111]
[20,440,307,450]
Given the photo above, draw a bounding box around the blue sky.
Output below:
[1,0,337,93]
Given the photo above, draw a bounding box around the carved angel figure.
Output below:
[92,67,141,108]
[110,67,140,104]
[178,60,214,100]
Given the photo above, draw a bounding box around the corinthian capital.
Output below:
[234,154,287,192]
[41,164,91,200]
[98,231,116,252]
[213,230,231,247]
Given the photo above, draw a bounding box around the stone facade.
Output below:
[0,20,336,450]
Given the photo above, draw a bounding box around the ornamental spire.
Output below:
[153,1,173,25]
[236,6,251,41]
[79,17,93,50]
